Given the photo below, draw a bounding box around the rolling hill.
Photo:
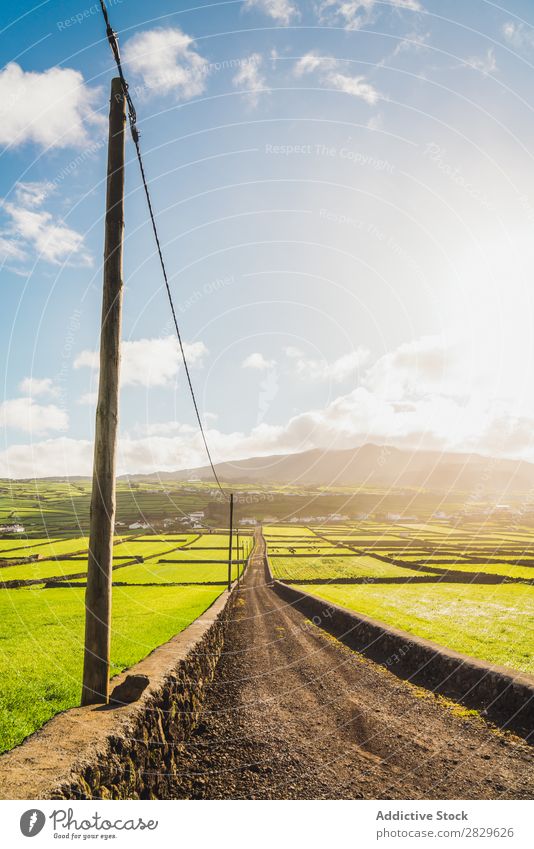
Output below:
[123,444,534,495]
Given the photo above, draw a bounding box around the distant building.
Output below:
[239,518,257,525]
[189,511,205,521]
[0,523,25,534]
[128,521,150,530]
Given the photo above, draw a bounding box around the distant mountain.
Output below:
[121,444,534,495]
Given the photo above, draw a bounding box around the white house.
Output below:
[0,523,25,534]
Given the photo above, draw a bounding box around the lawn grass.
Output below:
[0,537,91,560]
[108,560,243,584]
[296,582,534,674]
[270,555,425,580]
[0,584,223,753]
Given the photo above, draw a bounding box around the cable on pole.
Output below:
[98,0,227,499]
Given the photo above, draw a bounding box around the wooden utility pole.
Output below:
[227,493,234,591]
[236,527,240,586]
[81,77,126,706]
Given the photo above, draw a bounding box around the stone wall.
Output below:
[266,556,534,737]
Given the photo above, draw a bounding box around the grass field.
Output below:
[295,582,534,674]
[0,521,252,752]
[0,584,224,753]
[266,520,534,676]
[270,555,425,580]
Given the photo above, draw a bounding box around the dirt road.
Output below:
[169,534,533,799]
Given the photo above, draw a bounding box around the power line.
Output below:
[98,0,227,498]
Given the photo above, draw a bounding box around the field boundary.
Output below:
[264,552,534,737]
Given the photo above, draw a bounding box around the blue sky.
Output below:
[2,0,534,476]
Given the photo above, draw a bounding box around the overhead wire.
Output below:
[98,0,227,499]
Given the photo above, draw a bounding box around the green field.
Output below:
[266,520,534,676]
[0,584,224,753]
[295,583,534,674]
[270,555,425,580]
[0,516,252,753]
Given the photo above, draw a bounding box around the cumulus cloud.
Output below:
[293,348,370,382]
[363,334,458,399]
[242,352,276,370]
[293,55,337,77]
[19,377,59,398]
[6,332,534,477]
[74,336,208,388]
[123,28,208,100]
[1,181,92,267]
[0,397,68,435]
[0,437,93,479]
[232,54,267,106]
[316,0,421,30]
[0,63,103,149]
[4,386,534,478]
[294,53,381,104]
[244,0,299,25]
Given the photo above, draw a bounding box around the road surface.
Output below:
[169,533,533,799]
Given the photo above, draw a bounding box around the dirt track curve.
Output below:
[169,532,533,799]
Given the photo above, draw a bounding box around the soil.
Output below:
[168,535,533,799]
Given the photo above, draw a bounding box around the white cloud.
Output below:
[242,352,276,370]
[1,181,92,267]
[7,331,534,478]
[294,348,370,382]
[284,346,303,358]
[244,0,299,25]
[0,397,68,435]
[0,235,25,262]
[0,63,103,149]
[4,386,534,478]
[376,30,430,69]
[232,54,266,106]
[74,336,208,388]
[326,72,381,104]
[502,21,534,51]
[123,28,208,100]
[293,54,337,77]
[19,377,59,398]
[77,392,97,406]
[363,335,458,399]
[293,53,381,103]
[466,48,497,74]
[316,0,421,30]
[0,437,93,478]
[14,182,54,208]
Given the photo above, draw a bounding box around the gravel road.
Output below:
[169,534,533,799]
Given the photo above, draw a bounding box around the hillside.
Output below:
[123,444,534,495]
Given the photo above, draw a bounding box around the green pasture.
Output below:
[295,582,534,674]
[0,584,223,753]
[270,555,425,581]
[106,560,244,584]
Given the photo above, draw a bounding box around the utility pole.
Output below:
[227,493,234,591]
[81,77,126,706]
[236,526,240,587]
